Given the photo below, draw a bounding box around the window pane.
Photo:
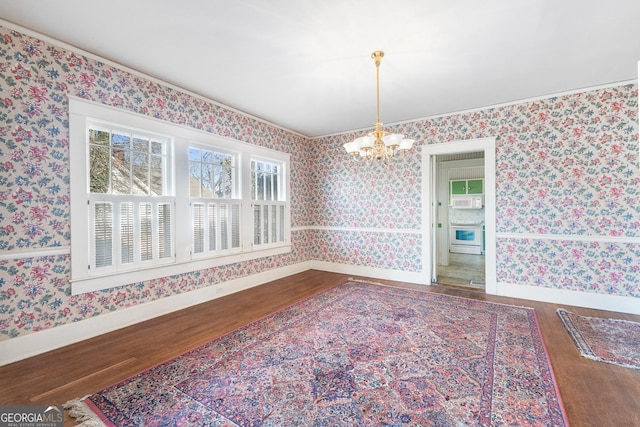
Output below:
[202,163,214,198]
[133,136,148,153]
[111,132,130,149]
[273,173,278,201]
[189,161,201,197]
[189,147,201,161]
[250,170,255,200]
[140,203,152,261]
[94,202,113,268]
[120,203,134,264]
[203,150,214,163]
[132,150,149,195]
[213,152,223,165]
[193,203,204,254]
[250,161,256,200]
[111,146,131,194]
[265,173,272,200]
[89,129,110,146]
[89,145,110,193]
[214,166,223,198]
[158,204,172,259]
[257,171,264,200]
[150,155,164,196]
[223,165,232,198]
[151,140,163,155]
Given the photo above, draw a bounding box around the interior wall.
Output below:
[310,84,640,303]
[1,22,639,349]
[0,25,315,343]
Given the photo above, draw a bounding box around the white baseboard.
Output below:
[310,260,429,286]
[4,262,637,366]
[496,281,640,315]
[0,261,312,366]
[312,262,640,315]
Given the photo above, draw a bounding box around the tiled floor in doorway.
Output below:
[437,252,485,290]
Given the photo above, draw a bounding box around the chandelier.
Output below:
[343,50,415,161]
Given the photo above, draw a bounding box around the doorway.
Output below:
[436,154,486,289]
[421,138,497,295]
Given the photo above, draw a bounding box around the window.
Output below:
[251,159,286,247]
[69,98,291,295]
[189,147,240,256]
[87,126,174,273]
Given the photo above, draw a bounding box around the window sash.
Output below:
[89,195,175,273]
[251,159,283,202]
[89,125,169,197]
[191,199,242,257]
[252,201,286,247]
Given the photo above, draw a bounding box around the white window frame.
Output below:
[69,97,291,295]
[251,157,288,249]
[85,123,175,276]
[188,144,242,258]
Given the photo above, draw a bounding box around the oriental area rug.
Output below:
[66,280,568,426]
[557,308,640,370]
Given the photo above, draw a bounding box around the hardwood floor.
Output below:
[1,270,639,426]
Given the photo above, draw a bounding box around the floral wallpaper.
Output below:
[1,23,639,343]
[310,85,639,297]
[497,239,640,295]
[308,229,422,272]
[0,26,312,340]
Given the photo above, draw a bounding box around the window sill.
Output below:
[71,244,292,295]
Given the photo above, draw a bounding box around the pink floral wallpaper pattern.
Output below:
[309,86,639,296]
[0,26,312,339]
[1,23,639,342]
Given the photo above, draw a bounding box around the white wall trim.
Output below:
[497,233,640,244]
[0,261,312,366]
[4,259,639,365]
[310,260,428,286]
[0,246,70,261]
[496,281,640,315]
[292,226,421,234]
[313,80,638,139]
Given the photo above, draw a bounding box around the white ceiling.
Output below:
[1,0,640,137]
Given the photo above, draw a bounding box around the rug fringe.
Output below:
[64,397,107,427]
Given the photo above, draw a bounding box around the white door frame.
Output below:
[421,138,497,294]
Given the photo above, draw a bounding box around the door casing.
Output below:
[421,138,497,294]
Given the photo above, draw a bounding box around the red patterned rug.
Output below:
[557,308,640,370]
[66,280,568,426]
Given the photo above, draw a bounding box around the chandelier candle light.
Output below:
[343,51,415,161]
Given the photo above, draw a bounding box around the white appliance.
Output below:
[450,221,483,254]
[450,195,483,209]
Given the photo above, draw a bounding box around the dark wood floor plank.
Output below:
[1,270,639,426]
